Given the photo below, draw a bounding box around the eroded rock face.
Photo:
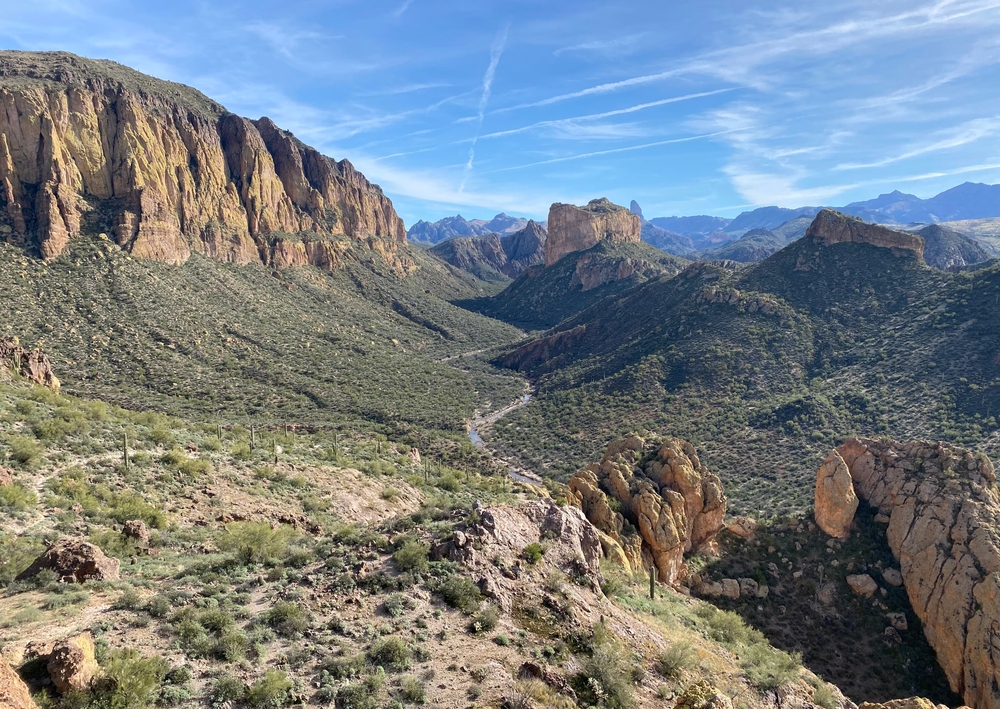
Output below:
[805,210,924,259]
[568,433,726,585]
[545,198,640,266]
[0,662,34,709]
[0,337,59,389]
[47,633,98,694]
[815,449,859,538]
[0,51,405,269]
[815,437,1000,709]
[16,538,120,583]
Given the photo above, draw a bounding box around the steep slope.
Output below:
[0,235,525,432]
[429,233,511,282]
[771,215,814,242]
[465,239,688,331]
[916,223,990,269]
[700,227,784,262]
[407,212,528,244]
[649,215,733,238]
[499,219,547,275]
[0,51,404,269]
[640,221,695,256]
[488,211,1000,516]
[725,206,822,234]
[921,181,1000,221]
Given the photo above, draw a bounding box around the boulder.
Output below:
[719,579,741,599]
[725,516,758,539]
[0,338,59,390]
[847,574,878,597]
[858,698,957,709]
[16,538,120,583]
[47,633,98,694]
[568,434,726,585]
[818,437,1000,709]
[545,198,641,266]
[0,662,34,709]
[882,568,903,587]
[814,449,858,538]
[887,612,908,631]
[675,680,734,709]
[0,466,12,487]
[122,519,150,544]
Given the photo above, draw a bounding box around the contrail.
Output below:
[461,23,509,191]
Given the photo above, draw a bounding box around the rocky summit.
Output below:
[804,210,925,260]
[0,51,404,268]
[545,197,641,266]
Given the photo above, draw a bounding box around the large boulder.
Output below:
[47,633,98,694]
[545,198,641,266]
[0,662,34,709]
[815,437,1000,709]
[814,449,859,538]
[568,433,726,585]
[0,466,13,487]
[16,538,120,583]
[0,338,59,390]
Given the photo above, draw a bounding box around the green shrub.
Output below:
[393,540,429,573]
[468,605,499,633]
[399,675,426,704]
[231,442,252,460]
[741,644,802,689]
[85,648,170,709]
[436,575,480,613]
[381,486,400,501]
[246,669,293,708]
[367,636,411,672]
[211,674,247,705]
[382,593,413,618]
[217,522,295,564]
[0,533,44,586]
[263,601,310,637]
[522,543,543,564]
[8,435,44,467]
[656,641,695,678]
[320,653,366,680]
[811,680,837,709]
[0,484,36,511]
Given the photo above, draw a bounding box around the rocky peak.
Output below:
[0,50,405,271]
[813,437,1000,709]
[804,210,925,260]
[629,200,643,218]
[545,198,641,266]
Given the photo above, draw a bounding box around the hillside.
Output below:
[462,239,688,331]
[488,211,1000,515]
[427,221,547,282]
[407,213,529,244]
[700,227,784,262]
[916,224,991,270]
[0,236,526,436]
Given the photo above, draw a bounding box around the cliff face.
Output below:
[0,51,405,269]
[545,198,640,266]
[815,437,1000,709]
[805,210,924,259]
[499,219,546,276]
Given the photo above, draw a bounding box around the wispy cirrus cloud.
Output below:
[553,33,647,56]
[460,23,510,191]
[835,117,1000,170]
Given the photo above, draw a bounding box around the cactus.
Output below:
[649,566,657,600]
[123,432,130,471]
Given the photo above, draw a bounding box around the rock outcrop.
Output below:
[545,198,641,266]
[16,538,120,583]
[0,662,34,709]
[439,499,604,611]
[0,51,405,269]
[0,337,59,389]
[47,633,98,694]
[499,220,547,276]
[568,434,726,584]
[815,437,1000,709]
[805,210,924,259]
[815,449,859,538]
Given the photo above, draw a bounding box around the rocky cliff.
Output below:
[499,219,546,276]
[805,210,924,259]
[568,433,727,584]
[814,437,1000,709]
[0,337,59,389]
[545,198,641,266]
[0,51,405,269]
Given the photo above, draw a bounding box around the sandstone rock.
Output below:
[0,338,59,389]
[0,662,34,709]
[719,578,741,599]
[545,198,641,266]
[122,519,150,544]
[518,661,576,701]
[0,466,12,487]
[16,538,120,583]
[725,516,758,539]
[568,434,726,586]
[675,680,734,709]
[407,448,421,465]
[818,436,1000,709]
[805,209,925,260]
[47,632,98,694]
[847,573,878,597]
[0,51,405,270]
[882,568,903,587]
[815,448,858,538]
[858,699,958,709]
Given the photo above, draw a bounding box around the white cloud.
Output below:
[553,33,647,57]
[461,23,510,190]
[835,118,1000,170]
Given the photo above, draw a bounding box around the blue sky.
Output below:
[3,0,999,226]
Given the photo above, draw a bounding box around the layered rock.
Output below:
[0,51,405,269]
[499,219,547,276]
[16,538,120,583]
[805,210,924,259]
[814,449,859,538]
[0,662,34,709]
[568,433,726,584]
[0,337,59,389]
[545,198,641,266]
[815,437,1000,709]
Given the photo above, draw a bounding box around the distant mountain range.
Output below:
[407,213,529,243]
